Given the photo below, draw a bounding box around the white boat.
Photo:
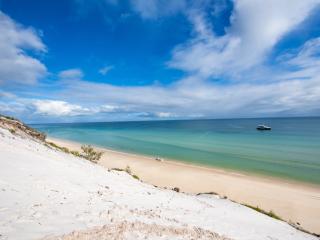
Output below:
[256,125,271,130]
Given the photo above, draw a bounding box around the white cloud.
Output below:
[31,99,130,118]
[130,0,186,19]
[0,11,47,85]
[52,70,320,120]
[278,37,320,80]
[58,68,84,80]
[155,112,175,118]
[2,72,320,122]
[2,2,320,122]
[99,65,114,75]
[169,0,319,78]
[211,0,230,18]
[0,91,16,99]
[99,104,132,113]
[32,100,91,117]
[13,32,320,122]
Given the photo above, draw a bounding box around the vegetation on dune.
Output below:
[0,114,18,121]
[244,204,320,237]
[46,142,103,163]
[111,165,140,180]
[0,114,46,141]
[111,168,124,172]
[46,142,72,156]
[243,204,282,221]
[81,145,104,163]
[70,150,81,157]
[125,165,132,175]
[173,187,180,192]
[9,128,16,134]
[132,174,140,180]
[0,114,103,163]
[196,191,219,196]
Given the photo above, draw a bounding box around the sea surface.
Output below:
[32,117,320,184]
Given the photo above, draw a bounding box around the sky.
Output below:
[0,0,320,123]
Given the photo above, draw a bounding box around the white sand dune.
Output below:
[0,127,317,240]
[52,137,320,234]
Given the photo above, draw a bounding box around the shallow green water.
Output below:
[33,117,320,184]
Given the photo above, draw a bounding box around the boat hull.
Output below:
[256,127,271,130]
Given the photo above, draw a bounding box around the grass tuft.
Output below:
[244,204,282,220]
[9,128,16,134]
[111,168,124,172]
[132,174,140,180]
[111,166,140,180]
[125,165,132,175]
[46,142,103,163]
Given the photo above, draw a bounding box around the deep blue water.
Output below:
[32,117,320,184]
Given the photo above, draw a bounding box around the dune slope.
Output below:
[0,127,317,240]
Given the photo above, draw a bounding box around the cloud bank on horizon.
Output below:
[0,0,320,123]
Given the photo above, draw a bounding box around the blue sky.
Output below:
[0,0,320,123]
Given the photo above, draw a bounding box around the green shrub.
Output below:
[125,165,132,175]
[111,166,140,180]
[111,168,124,172]
[70,150,81,157]
[1,115,17,121]
[132,174,140,180]
[46,141,103,162]
[9,128,16,134]
[61,147,70,153]
[80,145,103,163]
[244,204,282,220]
[47,141,59,148]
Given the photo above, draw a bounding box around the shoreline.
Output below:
[2,123,318,240]
[47,136,320,189]
[48,136,320,234]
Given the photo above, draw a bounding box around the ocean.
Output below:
[32,117,320,184]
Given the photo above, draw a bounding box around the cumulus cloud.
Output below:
[0,95,131,119]
[58,68,84,80]
[31,100,131,118]
[2,74,320,122]
[51,69,320,120]
[51,33,320,119]
[0,11,47,85]
[169,0,319,78]
[1,1,320,123]
[4,34,320,122]
[32,100,91,117]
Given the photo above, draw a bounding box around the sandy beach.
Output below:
[2,1,320,239]
[50,137,320,235]
[0,118,318,240]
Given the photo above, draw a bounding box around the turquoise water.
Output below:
[32,118,320,184]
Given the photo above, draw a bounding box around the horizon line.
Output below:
[28,115,320,125]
